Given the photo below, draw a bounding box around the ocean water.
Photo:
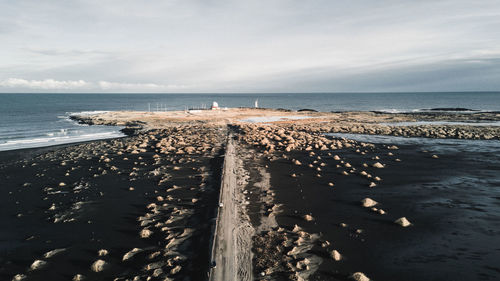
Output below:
[0,92,499,151]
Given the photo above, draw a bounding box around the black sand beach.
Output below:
[1,110,500,281]
[0,128,225,281]
[263,138,500,280]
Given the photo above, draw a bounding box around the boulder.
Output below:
[395,217,411,227]
[90,259,106,272]
[361,198,378,208]
[351,272,370,281]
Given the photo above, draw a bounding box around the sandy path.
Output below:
[209,133,254,281]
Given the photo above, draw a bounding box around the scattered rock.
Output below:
[303,214,314,221]
[44,248,66,258]
[12,274,27,281]
[98,249,109,256]
[351,272,370,281]
[123,248,143,261]
[170,265,182,275]
[30,259,47,271]
[72,274,85,281]
[330,250,342,261]
[361,198,378,208]
[140,228,153,238]
[90,259,106,272]
[395,217,411,227]
[372,162,385,168]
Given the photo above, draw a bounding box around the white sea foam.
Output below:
[67,110,110,116]
[0,131,124,151]
[239,116,314,123]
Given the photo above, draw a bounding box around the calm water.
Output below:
[0,92,499,151]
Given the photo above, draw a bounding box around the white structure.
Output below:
[211,101,219,110]
[254,99,259,108]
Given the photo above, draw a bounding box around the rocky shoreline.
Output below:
[70,109,500,140]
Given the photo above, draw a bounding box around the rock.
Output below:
[333,155,341,160]
[30,259,47,270]
[12,274,27,281]
[432,154,439,159]
[395,217,411,227]
[59,182,66,187]
[330,250,342,261]
[351,272,370,281]
[293,159,302,165]
[378,209,386,215]
[369,182,377,188]
[388,145,399,150]
[91,259,106,272]
[140,228,153,238]
[372,162,385,168]
[170,265,182,275]
[98,249,109,256]
[123,248,142,261]
[72,274,85,281]
[43,248,66,258]
[152,268,163,277]
[303,214,314,221]
[292,224,302,232]
[328,182,334,187]
[361,198,377,208]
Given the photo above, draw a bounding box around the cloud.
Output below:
[0,78,191,92]
[0,1,499,92]
[0,78,89,90]
[97,81,190,91]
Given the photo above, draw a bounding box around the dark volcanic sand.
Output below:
[0,132,224,281]
[268,137,500,281]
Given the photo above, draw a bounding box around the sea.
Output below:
[0,92,499,151]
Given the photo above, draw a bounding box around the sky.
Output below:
[0,0,499,93]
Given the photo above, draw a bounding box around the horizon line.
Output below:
[1,90,500,95]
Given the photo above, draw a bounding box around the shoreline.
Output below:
[70,108,500,140]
